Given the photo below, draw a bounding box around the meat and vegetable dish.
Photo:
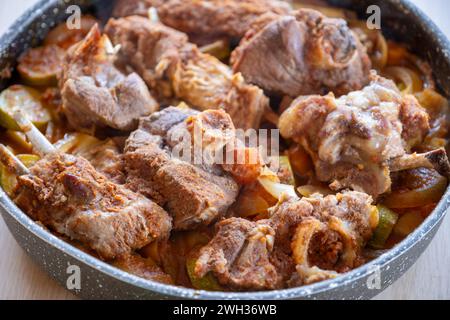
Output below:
[1,0,449,291]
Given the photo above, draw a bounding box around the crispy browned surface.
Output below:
[79,140,126,184]
[105,16,268,129]
[15,152,172,260]
[124,107,239,230]
[112,0,291,42]
[231,9,371,97]
[279,74,430,198]
[60,25,158,133]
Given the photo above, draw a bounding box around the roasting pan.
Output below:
[0,0,449,300]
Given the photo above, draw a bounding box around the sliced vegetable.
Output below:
[383,168,447,209]
[277,156,295,186]
[186,257,222,291]
[392,211,424,238]
[17,45,65,86]
[297,184,334,197]
[1,130,32,154]
[0,85,51,131]
[44,15,98,49]
[17,154,40,167]
[0,163,18,195]
[200,40,231,61]
[54,133,104,154]
[368,206,399,249]
[383,66,423,94]
[292,3,356,19]
[415,89,449,119]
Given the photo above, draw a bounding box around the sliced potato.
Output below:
[18,45,65,87]
[0,85,51,131]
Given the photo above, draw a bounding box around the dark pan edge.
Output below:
[0,0,449,299]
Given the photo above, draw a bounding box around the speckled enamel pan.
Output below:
[1,0,450,300]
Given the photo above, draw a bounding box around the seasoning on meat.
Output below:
[279,74,437,198]
[60,24,158,134]
[231,9,371,97]
[124,107,240,230]
[15,153,171,260]
[112,0,292,43]
[105,16,269,129]
[113,253,174,284]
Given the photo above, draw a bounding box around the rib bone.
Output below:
[13,111,55,156]
[389,148,450,178]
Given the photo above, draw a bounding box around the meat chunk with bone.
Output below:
[112,0,291,43]
[6,112,172,261]
[194,191,375,290]
[231,9,371,97]
[124,107,240,230]
[113,253,173,284]
[60,25,158,133]
[279,74,444,198]
[15,152,172,260]
[105,16,268,129]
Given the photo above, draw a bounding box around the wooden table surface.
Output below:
[1,0,449,300]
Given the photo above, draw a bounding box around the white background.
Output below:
[0,0,449,299]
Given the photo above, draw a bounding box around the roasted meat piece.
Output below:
[105,16,268,129]
[194,191,375,290]
[124,107,240,230]
[279,74,433,198]
[60,25,158,133]
[113,253,174,284]
[112,0,291,43]
[231,9,371,97]
[14,152,172,260]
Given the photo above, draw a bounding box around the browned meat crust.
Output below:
[14,152,172,260]
[112,0,291,42]
[231,9,371,97]
[60,25,158,133]
[279,74,431,198]
[105,16,268,129]
[124,107,240,230]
